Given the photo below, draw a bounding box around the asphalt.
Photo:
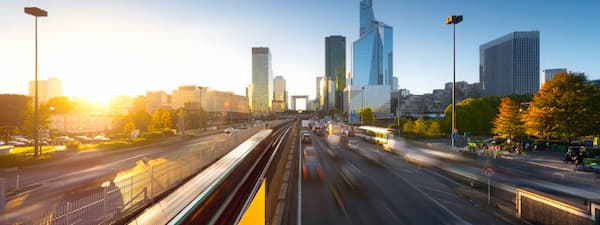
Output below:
[297,129,525,225]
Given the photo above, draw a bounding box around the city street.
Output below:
[298,129,525,225]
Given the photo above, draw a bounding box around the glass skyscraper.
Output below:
[325,35,346,112]
[352,0,393,88]
[480,31,540,97]
[251,47,273,114]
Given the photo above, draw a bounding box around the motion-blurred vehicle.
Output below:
[304,146,317,158]
[340,162,365,191]
[303,154,324,180]
[7,141,27,147]
[302,132,311,143]
[359,148,384,164]
[346,140,360,151]
[224,127,238,135]
[93,135,111,142]
[326,146,340,159]
[75,136,94,143]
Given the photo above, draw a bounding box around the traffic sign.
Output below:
[451,132,459,140]
[482,166,496,177]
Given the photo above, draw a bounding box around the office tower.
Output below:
[542,68,567,86]
[480,31,540,96]
[29,77,63,102]
[392,76,398,90]
[352,0,393,88]
[273,76,286,112]
[325,35,346,112]
[316,76,323,110]
[251,47,273,114]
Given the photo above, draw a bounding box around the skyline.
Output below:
[2,0,599,104]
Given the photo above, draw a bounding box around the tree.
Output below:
[124,117,136,139]
[414,117,428,136]
[402,119,414,135]
[359,107,374,125]
[132,109,151,132]
[150,108,172,130]
[442,96,500,136]
[524,72,598,142]
[427,120,442,137]
[44,96,74,114]
[493,97,524,139]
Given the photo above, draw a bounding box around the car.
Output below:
[346,140,360,151]
[304,146,318,158]
[340,162,365,191]
[0,140,5,145]
[224,127,238,135]
[75,136,94,144]
[7,141,27,147]
[359,148,384,164]
[326,146,341,159]
[303,154,324,180]
[94,135,111,142]
[302,133,311,143]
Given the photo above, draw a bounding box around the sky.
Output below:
[1,0,599,105]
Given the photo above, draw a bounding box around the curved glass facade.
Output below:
[352,0,393,88]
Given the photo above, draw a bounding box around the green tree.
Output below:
[414,117,428,136]
[492,97,525,139]
[44,96,74,114]
[359,107,374,125]
[132,109,152,132]
[150,108,172,130]
[442,96,500,136]
[124,117,136,139]
[427,120,442,137]
[524,72,598,142]
[402,119,414,135]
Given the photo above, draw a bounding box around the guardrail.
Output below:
[516,188,598,225]
[2,124,266,225]
[127,120,294,225]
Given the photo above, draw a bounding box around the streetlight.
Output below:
[360,86,365,126]
[445,15,462,148]
[25,7,48,158]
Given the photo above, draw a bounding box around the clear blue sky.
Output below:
[2,0,599,102]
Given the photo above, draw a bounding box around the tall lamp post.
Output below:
[25,7,48,158]
[360,86,365,126]
[445,15,462,148]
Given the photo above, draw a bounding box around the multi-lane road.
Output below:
[298,128,527,225]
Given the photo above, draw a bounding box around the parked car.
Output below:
[75,136,94,143]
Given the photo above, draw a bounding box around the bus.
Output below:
[356,126,394,146]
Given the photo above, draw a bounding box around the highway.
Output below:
[0,128,256,224]
[298,128,527,225]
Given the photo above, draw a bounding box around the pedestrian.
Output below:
[574,151,585,169]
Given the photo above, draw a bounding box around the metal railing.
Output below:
[2,124,265,225]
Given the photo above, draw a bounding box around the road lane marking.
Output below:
[389,169,472,225]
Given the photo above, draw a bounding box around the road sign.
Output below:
[451,132,459,140]
[482,166,496,177]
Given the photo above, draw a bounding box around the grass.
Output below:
[10,145,64,155]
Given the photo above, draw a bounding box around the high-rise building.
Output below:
[251,47,273,114]
[352,0,393,88]
[480,31,540,97]
[273,76,286,112]
[542,68,567,86]
[325,35,346,112]
[29,77,63,102]
[145,90,169,113]
[392,76,398,90]
[171,85,203,109]
[316,76,323,110]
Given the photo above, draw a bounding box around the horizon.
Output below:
[2,0,599,103]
